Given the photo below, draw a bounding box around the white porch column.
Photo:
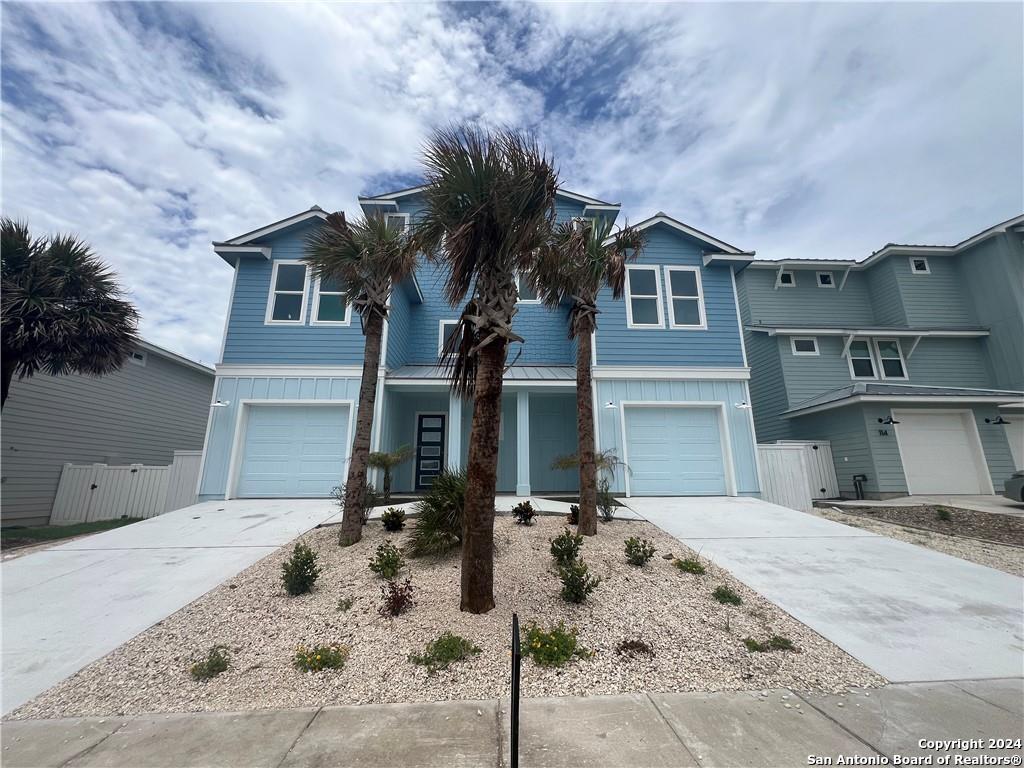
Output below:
[516,390,531,496]
[447,391,462,469]
[368,370,386,488]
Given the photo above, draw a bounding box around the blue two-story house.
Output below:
[196,187,761,501]
[737,214,1024,499]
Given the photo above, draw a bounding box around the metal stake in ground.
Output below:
[511,612,521,768]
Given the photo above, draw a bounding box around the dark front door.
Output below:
[415,413,446,490]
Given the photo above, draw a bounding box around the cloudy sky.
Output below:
[2,2,1021,365]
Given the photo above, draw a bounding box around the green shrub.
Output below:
[408,468,466,557]
[616,638,655,658]
[597,477,617,522]
[743,635,795,653]
[673,557,706,575]
[379,577,415,617]
[558,559,602,603]
[409,632,481,673]
[331,482,382,529]
[567,504,579,525]
[381,507,407,532]
[281,542,321,595]
[369,541,404,579]
[294,643,349,672]
[336,597,354,612]
[190,645,229,681]
[550,529,583,568]
[624,537,656,566]
[713,585,742,605]
[522,621,590,667]
[935,507,953,522]
[512,501,537,525]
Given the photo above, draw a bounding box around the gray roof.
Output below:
[389,364,575,381]
[785,383,1024,417]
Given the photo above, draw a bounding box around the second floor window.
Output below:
[516,272,539,303]
[848,339,876,379]
[875,339,907,379]
[266,262,308,324]
[439,320,461,356]
[664,267,706,329]
[625,266,664,328]
[312,276,349,325]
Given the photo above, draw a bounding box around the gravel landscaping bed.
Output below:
[9,516,884,720]
[811,507,1024,577]
[833,504,1024,546]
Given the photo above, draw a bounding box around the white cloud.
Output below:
[2,1,1020,364]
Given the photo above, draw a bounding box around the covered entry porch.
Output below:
[376,367,580,496]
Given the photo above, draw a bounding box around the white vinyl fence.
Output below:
[757,444,813,512]
[50,450,202,525]
[775,440,840,499]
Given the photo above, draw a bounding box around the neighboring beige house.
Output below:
[1,341,214,527]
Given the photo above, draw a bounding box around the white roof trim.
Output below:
[784,393,1022,419]
[703,253,756,266]
[626,214,744,254]
[593,366,750,380]
[224,209,328,245]
[361,186,429,201]
[214,245,271,258]
[357,198,400,209]
[555,189,617,206]
[138,341,214,376]
[746,326,990,338]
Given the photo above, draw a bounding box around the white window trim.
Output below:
[816,271,835,288]
[264,260,310,325]
[778,270,796,287]
[790,337,819,356]
[309,276,352,326]
[874,338,909,381]
[438,319,460,357]
[909,256,931,275]
[514,271,541,304]
[385,212,410,233]
[663,265,707,330]
[847,338,878,380]
[624,264,665,329]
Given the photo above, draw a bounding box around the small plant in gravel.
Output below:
[369,541,405,579]
[567,504,579,525]
[522,621,590,667]
[336,597,355,612]
[381,507,407,532]
[558,559,602,603]
[281,542,321,596]
[673,556,706,575]
[713,585,742,605]
[332,482,382,530]
[597,477,617,522]
[409,631,481,673]
[550,528,583,567]
[190,645,229,681]
[512,501,537,525]
[624,537,656,566]
[294,643,349,672]
[743,635,795,653]
[616,638,655,659]
[935,507,953,522]
[408,468,465,557]
[379,577,415,617]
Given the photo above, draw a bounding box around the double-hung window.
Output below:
[625,265,664,328]
[874,339,907,379]
[385,213,410,233]
[847,339,876,379]
[266,262,309,324]
[664,266,706,329]
[312,276,349,325]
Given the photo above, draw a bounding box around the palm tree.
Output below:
[367,444,412,503]
[304,212,418,545]
[413,125,558,613]
[534,216,645,535]
[1,218,139,409]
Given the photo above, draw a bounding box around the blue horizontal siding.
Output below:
[594,226,745,367]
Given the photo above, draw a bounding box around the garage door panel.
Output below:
[625,406,727,496]
[237,405,349,497]
[895,410,988,495]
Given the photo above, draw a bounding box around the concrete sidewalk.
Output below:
[3,679,1021,768]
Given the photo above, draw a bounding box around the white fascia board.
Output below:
[361,186,429,201]
[627,215,744,254]
[357,198,400,209]
[556,188,616,206]
[783,394,1022,419]
[214,245,272,265]
[748,259,859,270]
[215,364,364,378]
[744,326,990,338]
[138,341,215,376]
[225,210,328,245]
[703,253,756,266]
[593,366,750,380]
[383,377,574,388]
[582,204,621,215]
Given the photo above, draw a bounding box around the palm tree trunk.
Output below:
[340,311,385,545]
[576,330,598,535]
[1,354,16,410]
[460,340,505,613]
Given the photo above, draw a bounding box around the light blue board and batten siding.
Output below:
[197,375,361,500]
[594,379,759,495]
[594,226,745,367]
[222,222,365,366]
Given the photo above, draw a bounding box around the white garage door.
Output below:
[1005,419,1023,470]
[624,406,728,495]
[894,410,990,495]
[237,405,349,497]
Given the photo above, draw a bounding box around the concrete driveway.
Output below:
[1,499,339,715]
[627,497,1023,682]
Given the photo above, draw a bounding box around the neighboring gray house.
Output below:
[737,214,1024,499]
[1,341,215,526]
